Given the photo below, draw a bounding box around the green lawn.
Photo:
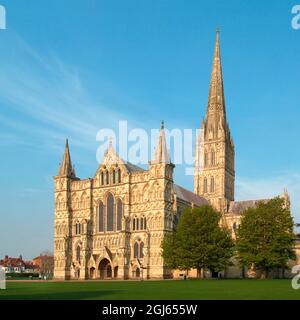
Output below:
[0,279,300,300]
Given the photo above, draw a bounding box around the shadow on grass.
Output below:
[0,289,127,300]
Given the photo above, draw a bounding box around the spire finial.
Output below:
[151,121,170,164]
[216,26,221,34]
[109,136,113,148]
[58,138,76,178]
[205,29,226,124]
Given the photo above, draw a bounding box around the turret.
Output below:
[58,139,76,178]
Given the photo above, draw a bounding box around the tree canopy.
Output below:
[236,197,295,278]
[162,205,234,277]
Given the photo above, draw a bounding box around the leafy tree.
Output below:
[162,205,234,277]
[236,197,295,278]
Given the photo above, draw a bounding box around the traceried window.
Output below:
[140,216,147,230]
[107,193,114,231]
[75,223,81,235]
[98,201,104,232]
[133,241,144,259]
[116,199,123,231]
[134,241,139,258]
[211,151,216,166]
[203,177,208,193]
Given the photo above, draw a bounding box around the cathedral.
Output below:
[53,32,290,280]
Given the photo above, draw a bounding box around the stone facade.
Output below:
[54,128,208,280]
[53,31,291,280]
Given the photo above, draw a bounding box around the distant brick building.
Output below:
[0,255,35,273]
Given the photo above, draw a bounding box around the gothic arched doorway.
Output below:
[135,267,140,278]
[99,258,112,279]
[90,267,95,279]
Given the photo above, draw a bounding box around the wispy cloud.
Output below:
[0,32,136,159]
[236,172,300,221]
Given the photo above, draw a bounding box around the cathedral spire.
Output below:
[58,139,76,178]
[151,121,171,164]
[194,31,235,208]
[206,30,226,129]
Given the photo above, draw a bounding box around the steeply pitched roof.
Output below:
[123,162,145,173]
[0,256,34,268]
[174,184,209,207]
[97,141,145,175]
[228,199,271,215]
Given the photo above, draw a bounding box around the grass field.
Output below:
[0,279,300,300]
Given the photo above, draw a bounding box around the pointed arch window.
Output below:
[211,151,216,166]
[100,172,104,185]
[116,199,123,231]
[140,242,144,258]
[112,170,116,184]
[75,223,81,235]
[76,246,81,262]
[118,169,121,183]
[105,170,109,185]
[134,241,139,258]
[203,177,208,193]
[133,217,136,231]
[210,177,215,193]
[139,216,147,230]
[106,193,114,231]
[98,201,104,232]
[133,241,144,259]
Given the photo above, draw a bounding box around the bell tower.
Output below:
[194,31,235,211]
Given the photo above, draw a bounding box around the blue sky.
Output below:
[0,0,299,259]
